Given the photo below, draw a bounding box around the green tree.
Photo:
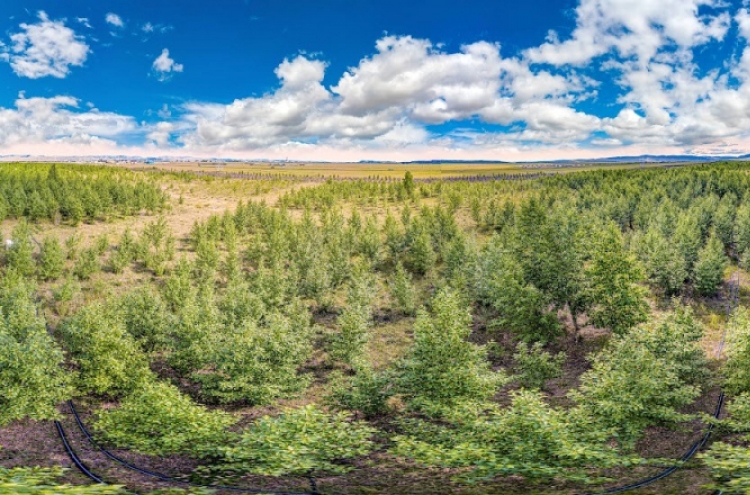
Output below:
[0,277,72,425]
[193,313,312,405]
[403,171,416,198]
[329,267,376,368]
[513,342,565,390]
[390,261,417,316]
[694,232,728,296]
[584,223,649,335]
[398,288,507,413]
[61,302,152,397]
[6,220,35,277]
[474,239,561,343]
[38,236,65,281]
[571,307,706,446]
[633,225,687,295]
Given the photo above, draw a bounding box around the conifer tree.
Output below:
[694,232,728,296]
[585,223,649,335]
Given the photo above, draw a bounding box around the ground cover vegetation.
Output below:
[2,161,750,493]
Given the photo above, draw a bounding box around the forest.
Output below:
[2,161,750,494]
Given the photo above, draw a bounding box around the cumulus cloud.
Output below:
[152,48,183,81]
[0,93,137,151]
[7,11,90,79]
[177,36,595,153]
[105,13,124,28]
[10,1,750,161]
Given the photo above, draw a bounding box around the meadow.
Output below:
[1,161,750,495]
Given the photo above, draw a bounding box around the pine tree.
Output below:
[38,236,65,281]
[694,232,728,296]
[6,221,35,277]
[585,223,649,335]
[398,288,507,413]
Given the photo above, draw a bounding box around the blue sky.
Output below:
[0,0,749,161]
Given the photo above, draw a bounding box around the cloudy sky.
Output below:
[0,0,748,161]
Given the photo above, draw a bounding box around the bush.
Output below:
[114,287,174,354]
[0,467,126,494]
[5,221,35,277]
[694,232,728,296]
[213,405,376,476]
[571,307,706,446]
[392,391,636,482]
[95,381,236,456]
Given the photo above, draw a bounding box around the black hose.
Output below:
[55,420,104,484]
[68,400,317,495]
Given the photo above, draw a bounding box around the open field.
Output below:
[123,159,706,180]
[1,161,750,495]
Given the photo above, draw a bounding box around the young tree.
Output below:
[38,236,65,281]
[329,265,376,368]
[0,277,72,425]
[584,223,649,335]
[214,405,376,476]
[474,240,561,343]
[398,288,507,413]
[194,312,313,405]
[6,220,35,277]
[61,302,152,397]
[694,232,728,296]
[390,261,417,316]
[513,342,565,390]
[571,307,706,446]
[633,225,687,295]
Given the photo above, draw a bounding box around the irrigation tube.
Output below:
[584,268,741,495]
[55,420,104,484]
[67,400,319,495]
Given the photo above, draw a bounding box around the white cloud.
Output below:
[105,13,124,28]
[152,48,183,81]
[525,0,730,67]
[7,11,90,79]
[76,17,92,29]
[142,22,155,33]
[0,94,137,151]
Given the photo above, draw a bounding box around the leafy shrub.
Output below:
[694,232,728,296]
[0,467,126,494]
[95,381,236,456]
[73,247,99,280]
[392,391,637,482]
[513,342,565,390]
[584,223,649,335]
[213,405,376,476]
[5,221,35,277]
[114,287,174,354]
